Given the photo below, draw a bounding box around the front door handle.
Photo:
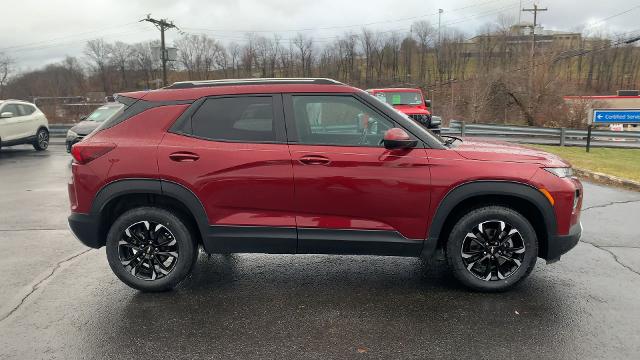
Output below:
[169,151,200,162]
[298,155,331,165]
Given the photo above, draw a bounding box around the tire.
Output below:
[33,128,49,151]
[106,207,198,292]
[446,206,538,292]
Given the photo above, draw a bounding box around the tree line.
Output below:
[2,18,639,127]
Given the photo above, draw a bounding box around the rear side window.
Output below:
[191,96,275,142]
[19,104,36,115]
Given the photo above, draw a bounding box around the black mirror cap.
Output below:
[383,138,418,150]
[425,99,432,108]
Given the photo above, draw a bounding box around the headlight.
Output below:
[66,130,78,140]
[544,167,573,178]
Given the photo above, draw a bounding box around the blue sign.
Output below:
[593,109,640,124]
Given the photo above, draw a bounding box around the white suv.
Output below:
[0,100,50,151]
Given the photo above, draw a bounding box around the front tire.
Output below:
[106,207,197,292]
[33,128,49,151]
[446,206,538,292]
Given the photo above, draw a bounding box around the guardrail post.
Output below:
[560,127,566,146]
[460,121,466,136]
[586,125,592,153]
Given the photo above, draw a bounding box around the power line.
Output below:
[0,21,141,52]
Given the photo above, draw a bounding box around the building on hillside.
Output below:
[463,23,609,56]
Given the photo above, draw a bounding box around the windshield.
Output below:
[85,105,124,122]
[373,91,423,106]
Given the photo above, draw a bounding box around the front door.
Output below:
[158,94,297,254]
[284,94,431,256]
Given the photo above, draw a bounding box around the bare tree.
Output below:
[0,53,15,98]
[109,41,133,90]
[84,39,111,93]
[411,21,435,84]
[174,33,225,80]
[293,33,313,77]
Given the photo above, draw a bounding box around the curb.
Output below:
[574,168,640,192]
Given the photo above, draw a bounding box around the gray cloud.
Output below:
[1,0,638,70]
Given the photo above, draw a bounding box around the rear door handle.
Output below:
[298,155,331,165]
[169,152,200,162]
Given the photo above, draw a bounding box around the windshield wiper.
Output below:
[441,135,462,147]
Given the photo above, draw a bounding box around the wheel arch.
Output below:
[91,179,208,248]
[425,181,556,259]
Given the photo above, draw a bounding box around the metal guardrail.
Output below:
[442,120,640,148]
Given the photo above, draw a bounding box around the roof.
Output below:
[166,78,343,89]
[0,99,35,105]
[121,78,358,102]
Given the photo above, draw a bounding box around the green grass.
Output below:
[529,145,640,182]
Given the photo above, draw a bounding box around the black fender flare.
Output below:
[424,181,556,256]
[91,178,209,243]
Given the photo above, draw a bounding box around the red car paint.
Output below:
[68,80,581,260]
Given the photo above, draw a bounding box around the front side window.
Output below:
[191,96,275,142]
[292,95,394,147]
[2,104,22,116]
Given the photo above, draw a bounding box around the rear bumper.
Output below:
[544,221,582,263]
[68,213,102,248]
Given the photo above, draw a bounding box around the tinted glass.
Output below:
[191,96,275,142]
[19,105,36,115]
[292,95,394,147]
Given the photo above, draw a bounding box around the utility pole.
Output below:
[438,9,444,45]
[141,14,178,87]
[522,4,547,125]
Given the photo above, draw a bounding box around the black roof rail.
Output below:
[165,78,344,89]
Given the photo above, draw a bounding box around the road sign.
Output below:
[592,109,640,124]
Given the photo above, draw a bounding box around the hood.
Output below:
[453,138,571,167]
[70,121,100,136]
[393,104,430,115]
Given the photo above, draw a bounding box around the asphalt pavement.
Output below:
[1,144,639,359]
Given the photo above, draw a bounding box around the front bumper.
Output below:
[545,221,582,263]
[68,213,102,248]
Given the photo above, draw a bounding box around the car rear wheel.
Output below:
[33,128,49,151]
[446,206,537,292]
[106,207,197,292]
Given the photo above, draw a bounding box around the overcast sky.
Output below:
[1,0,639,70]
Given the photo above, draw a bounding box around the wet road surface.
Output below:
[1,144,639,359]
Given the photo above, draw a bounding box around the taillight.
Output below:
[71,142,116,164]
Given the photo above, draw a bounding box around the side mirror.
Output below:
[0,112,14,118]
[383,128,418,150]
[430,116,442,127]
[425,99,432,108]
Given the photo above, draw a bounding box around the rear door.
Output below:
[284,93,431,255]
[158,94,297,254]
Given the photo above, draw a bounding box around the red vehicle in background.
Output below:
[366,87,440,133]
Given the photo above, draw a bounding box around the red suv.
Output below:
[67,78,582,292]
[366,87,439,132]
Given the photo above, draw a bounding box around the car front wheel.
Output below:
[446,206,538,292]
[105,207,198,292]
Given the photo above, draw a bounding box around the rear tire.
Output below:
[446,206,537,292]
[33,128,49,151]
[106,207,197,292]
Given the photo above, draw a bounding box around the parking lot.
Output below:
[1,143,639,359]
